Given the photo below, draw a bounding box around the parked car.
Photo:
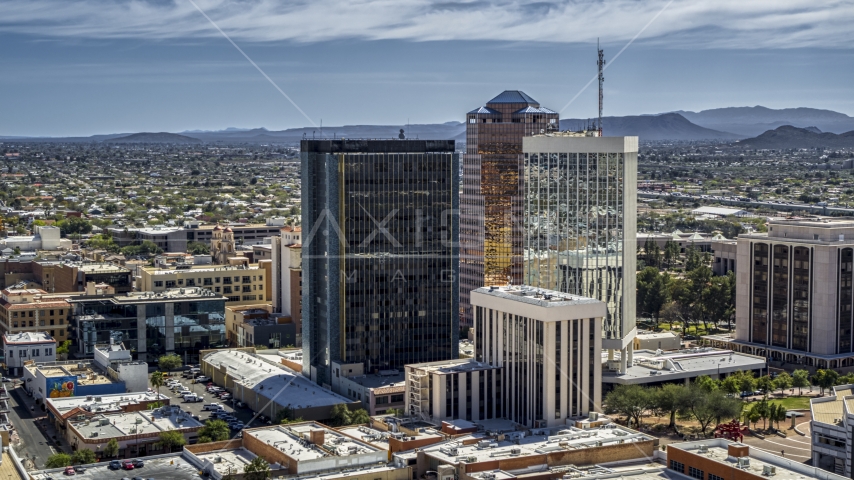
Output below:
[109,460,122,470]
[74,466,86,473]
[1,377,11,382]
[194,376,210,383]
[64,466,76,475]
[122,460,135,470]
[131,459,144,468]
[235,401,247,408]
[202,403,222,411]
[229,421,245,430]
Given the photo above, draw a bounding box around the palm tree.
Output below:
[150,371,164,397]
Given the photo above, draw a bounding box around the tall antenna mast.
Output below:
[597,38,605,137]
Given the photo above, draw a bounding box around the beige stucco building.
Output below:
[138,264,266,306]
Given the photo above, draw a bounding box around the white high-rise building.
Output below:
[521,134,638,373]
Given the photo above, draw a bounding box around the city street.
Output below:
[7,382,61,469]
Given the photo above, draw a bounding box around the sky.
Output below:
[1,0,853,137]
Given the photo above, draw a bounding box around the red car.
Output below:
[122,460,135,470]
[64,466,76,475]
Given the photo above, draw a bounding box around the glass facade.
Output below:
[459,92,559,328]
[840,248,853,353]
[791,247,811,352]
[771,245,789,348]
[302,140,459,385]
[522,143,636,341]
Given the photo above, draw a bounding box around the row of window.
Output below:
[12,318,65,328]
[9,309,65,318]
[375,394,405,405]
[14,347,53,357]
[153,275,263,288]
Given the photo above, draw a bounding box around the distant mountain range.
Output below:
[736,125,854,149]
[106,132,202,144]
[561,113,739,141]
[669,106,854,137]
[4,106,853,145]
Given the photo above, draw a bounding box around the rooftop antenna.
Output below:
[597,38,605,137]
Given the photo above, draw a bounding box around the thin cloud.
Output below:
[0,0,852,48]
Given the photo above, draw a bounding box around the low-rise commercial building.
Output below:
[394,421,657,480]
[109,220,285,253]
[71,287,226,363]
[22,359,128,402]
[93,342,149,393]
[225,304,295,349]
[0,288,70,339]
[331,367,406,416]
[201,348,360,421]
[632,331,681,351]
[711,238,737,276]
[601,347,765,389]
[811,384,854,476]
[3,331,56,376]
[54,262,133,294]
[66,405,203,458]
[667,438,844,480]
[138,263,266,305]
[46,391,169,430]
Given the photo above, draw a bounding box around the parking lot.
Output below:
[158,372,271,434]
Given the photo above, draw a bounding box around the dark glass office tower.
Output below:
[301,139,459,386]
[459,91,559,328]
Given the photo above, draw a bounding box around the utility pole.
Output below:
[597,39,605,137]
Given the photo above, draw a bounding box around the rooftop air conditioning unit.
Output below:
[698,445,708,453]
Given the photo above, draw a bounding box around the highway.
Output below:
[639,191,854,216]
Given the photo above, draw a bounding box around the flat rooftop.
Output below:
[47,391,168,415]
[670,440,847,480]
[78,263,130,273]
[471,285,607,321]
[71,406,203,439]
[203,350,352,409]
[246,423,380,462]
[420,424,653,464]
[3,331,54,344]
[602,348,765,385]
[119,287,226,301]
[194,448,258,477]
[407,358,500,375]
[150,264,260,275]
[337,425,391,449]
[25,362,114,386]
[811,385,854,426]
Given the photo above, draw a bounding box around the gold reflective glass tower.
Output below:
[459,91,559,328]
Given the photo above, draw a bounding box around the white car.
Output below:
[202,403,223,411]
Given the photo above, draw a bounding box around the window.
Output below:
[390,394,404,403]
[13,322,18,328]
[375,396,389,405]
[59,309,63,315]
[39,320,45,326]
[50,310,54,315]
[32,349,40,357]
[215,287,221,293]
[12,312,17,318]
[204,278,213,286]
[259,276,262,281]
[60,319,64,325]
[165,281,176,288]
[29,311,33,317]
[688,466,704,480]
[46,348,53,356]
[669,460,684,473]
[709,475,724,480]
[19,350,26,358]
[51,330,55,337]
[242,276,251,284]
[223,286,232,294]
[29,321,34,327]
[50,319,55,325]
[215,277,221,283]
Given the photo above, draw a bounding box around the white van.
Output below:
[183,394,201,402]
[202,403,223,411]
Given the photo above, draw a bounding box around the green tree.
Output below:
[104,438,120,459]
[244,456,271,480]
[813,369,840,394]
[44,453,72,468]
[685,244,702,271]
[746,405,761,429]
[653,383,688,428]
[71,448,96,465]
[603,384,653,428]
[757,375,774,396]
[720,374,741,396]
[663,240,680,268]
[85,233,120,253]
[57,216,93,236]
[838,372,854,385]
[753,397,770,430]
[773,372,793,394]
[56,339,72,355]
[158,354,183,371]
[694,375,719,393]
[199,419,231,443]
[792,369,810,395]
[350,408,370,425]
[187,241,211,255]
[637,267,670,328]
[157,430,186,453]
[150,371,165,396]
[738,371,758,395]
[707,272,735,330]
[329,404,352,427]
[680,385,742,436]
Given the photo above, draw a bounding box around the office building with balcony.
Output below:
[138,263,266,305]
[70,287,226,363]
[521,133,638,367]
[459,91,559,329]
[301,139,459,386]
